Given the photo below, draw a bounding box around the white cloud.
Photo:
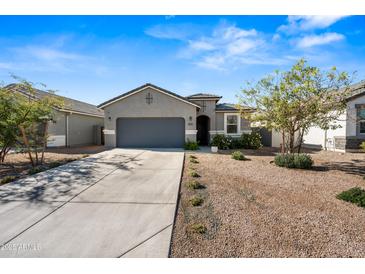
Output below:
[23,46,83,61]
[296,32,345,48]
[145,23,198,40]
[188,40,215,51]
[278,15,347,34]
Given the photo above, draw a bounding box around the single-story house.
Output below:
[6,84,105,147]
[98,83,252,148]
[302,81,365,152]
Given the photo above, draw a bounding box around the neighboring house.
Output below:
[98,83,252,148]
[302,81,365,152]
[6,84,104,147]
[269,81,365,152]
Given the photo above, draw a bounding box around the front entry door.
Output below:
[197,115,210,145]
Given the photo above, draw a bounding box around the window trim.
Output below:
[224,113,241,135]
[358,107,365,135]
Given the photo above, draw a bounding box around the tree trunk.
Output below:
[281,131,285,154]
[32,123,39,165]
[40,121,48,164]
[19,125,35,167]
[297,129,305,154]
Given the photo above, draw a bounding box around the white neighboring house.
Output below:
[270,81,365,152]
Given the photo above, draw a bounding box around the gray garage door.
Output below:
[116,117,185,148]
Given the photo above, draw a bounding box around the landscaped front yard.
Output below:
[170,148,365,257]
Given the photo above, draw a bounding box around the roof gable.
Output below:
[98,83,201,109]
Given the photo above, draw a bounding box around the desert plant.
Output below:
[190,196,204,206]
[186,180,205,190]
[189,169,200,178]
[184,140,199,150]
[190,223,207,234]
[240,132,262,149]
[274,153,313,169]
[189,155,197,159]
[190,158,199,164]
[337,187,365,208]
[0,176,16,185]
[211,134,231,150]
[231,151,246,161]
[360,141,365,151]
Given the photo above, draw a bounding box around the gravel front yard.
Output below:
[170,148,365,257]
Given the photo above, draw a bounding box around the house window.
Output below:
[359,107,365,134]
[224,113,240,134]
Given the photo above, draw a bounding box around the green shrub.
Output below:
[211,134,231,150]
[274,153,313,169]
[231,151,246,161]
[190,223,207,234]
[28,166,46,175]
[184,140,199,150]
[0,176,16,185]
[190,158,199,164]
[190,196,204,206]
[241,132,262,149]
[187,180,205,190]
[360,141,365,151]
[337,187,365,208]
[189,155,197,159]
[189,170,200,178]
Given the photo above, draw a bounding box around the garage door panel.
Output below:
[117,118,185,148]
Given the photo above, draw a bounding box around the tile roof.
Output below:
[347,80,365,101]
[215,103,254,112]
[98,83,200,108]
[5,83,104,117]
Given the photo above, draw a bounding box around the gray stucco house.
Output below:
[6,84,104,147]
[98,83,252,148]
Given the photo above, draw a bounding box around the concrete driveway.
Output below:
[0,148,184,257]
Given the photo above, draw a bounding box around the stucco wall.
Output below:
[346,96,365,137]
[102,87,198,147]
[68,113,104,146]
[47,110,66,147]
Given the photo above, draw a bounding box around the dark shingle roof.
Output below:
[5,84,104,117]
[215,103,239,111]
[98,83,200,108]
[187,93,222,99]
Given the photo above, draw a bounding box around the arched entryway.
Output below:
[197,115,210,145]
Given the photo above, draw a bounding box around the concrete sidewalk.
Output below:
[0,148,184,257]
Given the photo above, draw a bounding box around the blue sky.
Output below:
[0,15,364,105]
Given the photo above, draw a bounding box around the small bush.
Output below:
[360,141,365,151]
[231,151,246,161]
[187,180,205,190]
[0,176,16,185]
[190,196,204,206]
[337,187,365,208]
[240,132,262,149]
[189,155,197,159]
[190,223,207,234]
[28,166,46,175]
[274,153,313,169]
[184,140,199,150]
[189,170,200,178]
[190,158,199,164]
[211,134,231,150]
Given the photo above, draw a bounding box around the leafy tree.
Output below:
[238,59,353,153]
[13,78,64,166]
[0,85,23,162]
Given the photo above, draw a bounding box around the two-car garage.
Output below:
[116,117,185,148]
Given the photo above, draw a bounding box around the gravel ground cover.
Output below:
[170,148,365,257]
[0,145,107,183]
